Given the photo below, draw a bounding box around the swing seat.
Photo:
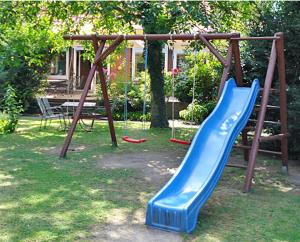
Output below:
[169,138,191,145]
[122,136,146,144]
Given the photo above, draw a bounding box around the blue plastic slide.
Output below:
[146,78,260,233]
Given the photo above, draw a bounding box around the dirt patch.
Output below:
[91,151,185,242]
[286,160,300,194]
[36,145,88,155]
[97,151,184,186]
[90,150,300,240]
[89,208,183,242]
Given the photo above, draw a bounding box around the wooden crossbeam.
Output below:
[198,35,227,66]
[64,33,236,41]
[234,144,282,156]
[259,133,287,142]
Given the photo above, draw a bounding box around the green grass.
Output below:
[0,117,299,241]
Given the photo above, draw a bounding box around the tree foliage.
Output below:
[244,2,300,159]
[174,51,222,103]
[0,1,260,127]
[112,2,210,127]
[0,1,65,109]
[0,85,23,134]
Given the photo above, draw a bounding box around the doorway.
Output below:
[75,49,92,90]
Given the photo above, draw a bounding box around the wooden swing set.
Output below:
[60,32,288,193]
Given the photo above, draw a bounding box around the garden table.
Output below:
[61,101,104,131]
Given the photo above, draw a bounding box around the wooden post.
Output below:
[275,32,289,168]
[231,34,243,86]
[92,39,118,147]
[243,39,277,192]
[231,33,249,161]
[217,42,233,100]
[68,48,74,91]
[59,42,106,158]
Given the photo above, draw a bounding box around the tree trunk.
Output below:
[148,40,169,128]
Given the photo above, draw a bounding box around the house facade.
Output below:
[47,27,188,95]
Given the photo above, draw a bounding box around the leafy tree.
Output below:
[0,26,57,109]
[0,1,64,109]
[105,2,210,127]
[29,1,210,127]
[0,1,258,127]
[117,1,257,127]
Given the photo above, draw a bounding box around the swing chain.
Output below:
[122,37,148,141]
[169,35,176,139]
[169,34,197,144]
[123,42,129,134]
[191,43,197,124]
[142,39,148,131]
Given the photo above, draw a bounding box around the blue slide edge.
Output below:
[145,78,260,233]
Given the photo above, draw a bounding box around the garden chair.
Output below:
[36,97,67,130]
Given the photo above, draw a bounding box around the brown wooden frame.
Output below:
[60,32,288,193]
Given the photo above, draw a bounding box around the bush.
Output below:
[0,114,10,134]
[0,22,59,110]
[164,71,173,98]
[113,111,151,122]
[173,51,222,103]
[106,70,151,113]
[287,85,300,158]
[0,85,23,134]
[179,100,216,124]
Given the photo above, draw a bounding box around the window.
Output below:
[176,54,186,68]
[135,53,145,73]
[132,47,166,80]
[50,53,67,76]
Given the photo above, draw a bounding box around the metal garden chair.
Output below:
[36,97,67,130]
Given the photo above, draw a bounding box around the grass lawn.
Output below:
[0,117,299,242]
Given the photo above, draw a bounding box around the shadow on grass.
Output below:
[0,153,147,241]
[184,163,300,242]
[1,118,299,241]
[10,118,190,159]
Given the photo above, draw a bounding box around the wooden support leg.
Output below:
[231,34,249,161]
[59,44,105,158]
[243,40,277,192]
[98,64,117,146]
[231,34,243,86]
[93,39,118,147]
[242,130,249,161]
[217,43,233,100]
[275,32,289,169]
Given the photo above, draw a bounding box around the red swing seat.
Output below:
[169,138,191,145]
[122,136,146,144]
